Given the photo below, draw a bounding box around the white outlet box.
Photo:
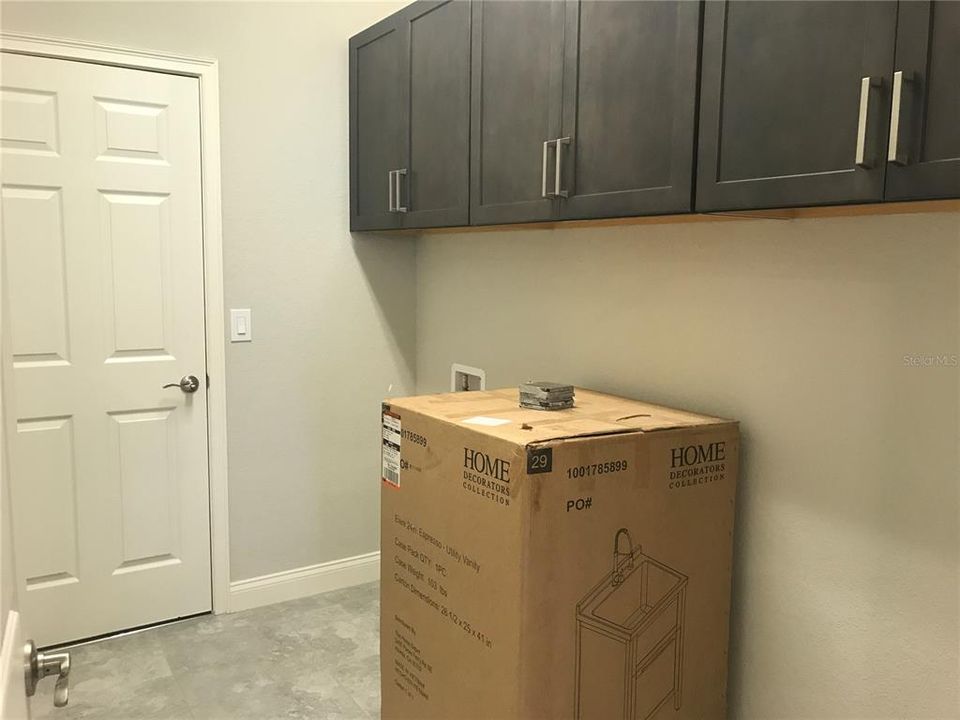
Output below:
[451,363,485,392]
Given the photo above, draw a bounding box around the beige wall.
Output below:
[417,212,960,718]
[0,1,414,581]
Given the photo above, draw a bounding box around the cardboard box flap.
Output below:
[386,388,729,445]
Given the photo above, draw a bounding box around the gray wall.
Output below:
[417,213,960,718]
[0,0,414,581]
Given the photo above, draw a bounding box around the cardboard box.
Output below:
[380,388,739,720]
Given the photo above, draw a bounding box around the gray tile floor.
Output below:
[33,582,380,720]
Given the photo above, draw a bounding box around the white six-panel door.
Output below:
[2,156,29,717]
[1,53,211,647]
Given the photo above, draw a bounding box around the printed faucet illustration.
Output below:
[611,528,634,587]
[575,528,689,720]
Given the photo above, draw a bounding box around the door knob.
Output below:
[163,375,200,393]
[24,639,70,708]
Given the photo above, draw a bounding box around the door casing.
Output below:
[0,31,231,617]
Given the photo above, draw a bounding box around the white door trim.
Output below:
[0,31,231,615]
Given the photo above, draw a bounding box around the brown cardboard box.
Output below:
[380,388,739,720]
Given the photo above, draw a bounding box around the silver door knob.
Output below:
[24,639,70,707]
[163,375,200,393]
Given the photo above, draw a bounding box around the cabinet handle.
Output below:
[395,169,408,213]
[888,70,911,166]
[855,76,880,169]
[388,169,395,212]
[555,137,571,198]
[542,140,554,198]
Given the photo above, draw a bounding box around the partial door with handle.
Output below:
[349,0,471,231]
[696,1,898,212]
[349,15,406,231]
[884,0,960,201]
[1,52,212,647]
[557,0,701,220]
[469,0,563,225]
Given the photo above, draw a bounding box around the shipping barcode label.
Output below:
[382,411,401,487]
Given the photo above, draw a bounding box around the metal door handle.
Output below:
[387,170,395,212]
[888,70,911,165]
[542,140,554,198]
[395,169,408,213]
[24,639,70,708]
[163,375,200,393]
[855,76,880,168]
[555,137,571,198]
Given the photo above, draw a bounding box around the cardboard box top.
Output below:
[386,388,733,447]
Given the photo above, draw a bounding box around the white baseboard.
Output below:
[228,551,380,613]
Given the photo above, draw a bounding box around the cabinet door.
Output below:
[470,0,564,225]
[350,17,407,231]
[558,1,700,220]
[696,1,897,212]
[884,1,960,201]
[402,0,472,228]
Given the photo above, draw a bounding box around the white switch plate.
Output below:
[230,309,252,342]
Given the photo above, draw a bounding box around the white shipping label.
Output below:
[382,412,401,487]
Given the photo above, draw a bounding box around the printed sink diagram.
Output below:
[575,529,688,720]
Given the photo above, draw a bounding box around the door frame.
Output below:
[0,32,232,616]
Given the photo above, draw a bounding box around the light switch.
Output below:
[230,309,252,342]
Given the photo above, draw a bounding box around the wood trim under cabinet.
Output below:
[397,198,960,235]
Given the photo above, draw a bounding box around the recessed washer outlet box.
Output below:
[451,363,486,392]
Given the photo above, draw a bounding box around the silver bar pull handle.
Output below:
[387,170,395,212]
[395,169,408,213]
[855,76,880,169]
[541,140,554,198]
[555,137,571,198]
[888,70,911,165]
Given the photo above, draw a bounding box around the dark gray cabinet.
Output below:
[352,0,957,233]
[470,0,701,225]
[350,18,405,231]
[558,0,701,220]
[696,1,898,212]
[884,0,960,201]
[349,0,471,231]
[469,0,562,225]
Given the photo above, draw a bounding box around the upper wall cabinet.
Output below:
[884,1,960,201]
[350,15,404,230]
[469,1,563,225]
[557,0,701,220]
[349,0,471,231]
[470,0,701,225]
[697,1,898,212]
[351,0,958,232]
